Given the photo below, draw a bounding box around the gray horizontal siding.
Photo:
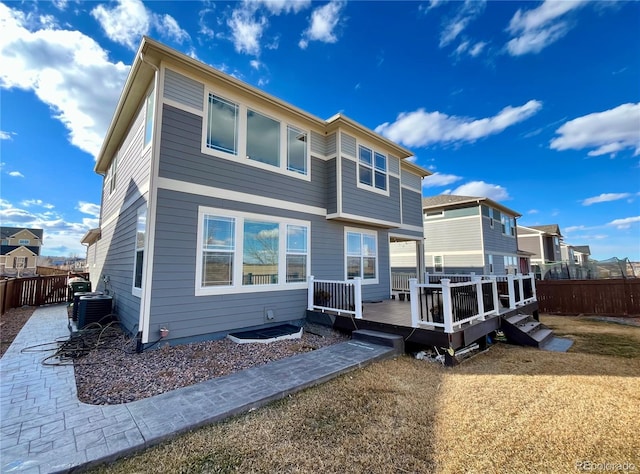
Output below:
[148,188,391,340]
[163,68,204,111]
[310,131,325,156]
[327,132,337,156]
[401,168,421,191]
[425,217,482,253]
[327,158,337,214]
[482,216,519,254]
[341,159,401,224]
[340,132,356,157]
[402,189,423,228]
[101,104,150,220]
[426,253,483,274]
[158,104,326,208]
[389,155,400,175]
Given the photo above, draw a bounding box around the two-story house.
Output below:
[517,224,564,278]
[0,227,43,276]
[84,37,428,349]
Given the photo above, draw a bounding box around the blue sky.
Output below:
[1,0,639,261]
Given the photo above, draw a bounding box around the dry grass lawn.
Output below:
[90,316,640,474]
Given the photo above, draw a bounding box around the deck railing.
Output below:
[391,272,416,292]
[307,276,362,318]
[410,277,500,332]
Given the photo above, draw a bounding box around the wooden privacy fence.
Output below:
[536,279,640,316]
[1,275,76,315]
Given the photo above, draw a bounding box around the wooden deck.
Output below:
[308,299,539,352]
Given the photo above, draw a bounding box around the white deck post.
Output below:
[424,272,430,284]
[491,276,499,315]
[507,274,516,309]
[354,277,363,319]
[442,279,454,333]
[473,276,485,320]
[517,274,525,306]
[530,272,537,300]
[308,275,315,311]
[409,278,419,328]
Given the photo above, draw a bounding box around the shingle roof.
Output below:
[529,224,562,236]
[0,227,44,240]
[422,195,521,217]
[572,245,591,255]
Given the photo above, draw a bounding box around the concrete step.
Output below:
[352,329,404,354]
[531,327,554,346]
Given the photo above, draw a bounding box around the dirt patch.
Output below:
[0,306,36,357]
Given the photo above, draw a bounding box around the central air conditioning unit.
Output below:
[78,295,113,329]
[71,291,104,321]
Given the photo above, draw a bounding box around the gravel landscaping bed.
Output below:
[72,321,348,405]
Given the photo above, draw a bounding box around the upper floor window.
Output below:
[144,87,155,146]
[197,208,310,295]
[18,239,30,245]
[425,210,444,219]
[346,229,378,282]
[358,145,387,192]
[108,154,118,195]
[204,93,309,178]
[501,215,515,236]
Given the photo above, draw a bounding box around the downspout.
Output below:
[138,52,160,345]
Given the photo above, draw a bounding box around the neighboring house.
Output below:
[84,37,429,348]
[0,227,43,276]
[517,224,563,264]
[571,245,591,265]
[390,195,522,275]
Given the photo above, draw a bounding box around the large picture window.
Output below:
[204,91,310,178]
[358,145,387,192]
[197,208,310,295]
[206,94,239,155]
[346,229,377,281]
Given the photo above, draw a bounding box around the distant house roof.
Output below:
[572,245,591,255]
[528,224,562,236]
[421,195,521,217]
[0,227,44,241]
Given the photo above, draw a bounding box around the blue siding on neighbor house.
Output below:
[163,68,204,111]
[341,159,401,223]
[481,215,518,254]
[148,188,391,342]
[158,105,327,208]
[402,189,423,228]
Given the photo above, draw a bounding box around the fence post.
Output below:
[442,279,454,333]
[354,277,363,319]
[473,276,485,320]
[507,274,516,309]
[409,278,419,328]
[307,275,315,311]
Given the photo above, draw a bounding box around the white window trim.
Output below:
[201,90,311,182]
[355,143,389,196]
[132,205,147,298]
[344,227,379,284]
[143,85,155,150]
[18,239,30,245]
[196,207,311,296]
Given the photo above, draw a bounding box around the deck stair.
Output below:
[501,313,554,349]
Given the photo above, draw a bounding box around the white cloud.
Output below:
[0,3,130,158]
[564,225,587,234]
[506,0,587,56]
[550,103,640,157]
[22,199,54,209]
[249,0,311,15]
[446,181,510,201]
[439,0,486,48]
[91,0,190,50]
[375,100,542,148]
[0,130,16,140]
[582,193,632,206]
[423,172,463,188]
[250,59,262,70]
[228,8,267,56]
[527,209,539,215]
[77,202,101,218]
[607,216,640,230]
[91,0,150,50]
[299,1,345,49]
[469,41,486,57]
[8,171,24,178]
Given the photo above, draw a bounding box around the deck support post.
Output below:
[409,278,419,328]
[507,274,516,310]
[441,279,454,333]
[354,277,363,319]
[517,274,525,307]
[307,275,315,311]
[491,276,500,314]
[473,276,485,321]
[529,272,537,300]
